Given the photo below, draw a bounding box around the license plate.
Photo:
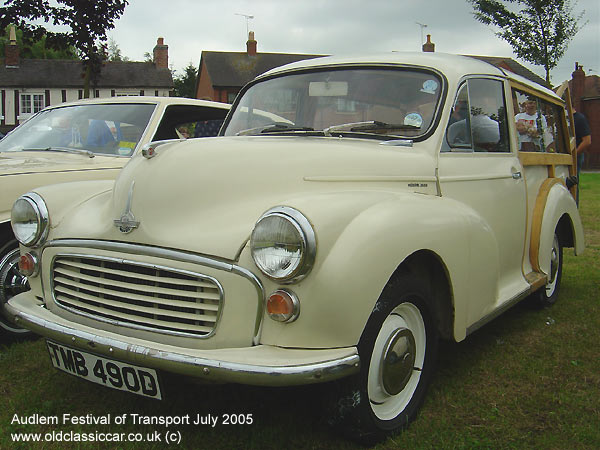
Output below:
[46,341,162,400]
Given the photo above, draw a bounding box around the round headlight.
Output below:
[11,193,49,247]
[250,207,316,282]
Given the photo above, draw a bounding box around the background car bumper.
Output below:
[7,292,360,386]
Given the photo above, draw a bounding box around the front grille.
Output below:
[51,255,223,337]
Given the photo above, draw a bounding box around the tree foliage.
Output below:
[107,37,129,62]
[0,0,129,97]
[173,63,198,99]
[467,0,584,86]
[0,27,77,59]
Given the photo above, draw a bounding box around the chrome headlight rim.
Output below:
[251,206,316,283]
[11,192,49,248]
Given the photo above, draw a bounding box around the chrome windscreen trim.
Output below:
[50,253,224,339]
[43,240,265,342]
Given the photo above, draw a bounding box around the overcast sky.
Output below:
[107,0,599,85]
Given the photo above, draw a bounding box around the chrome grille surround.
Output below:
[51,254,224,338]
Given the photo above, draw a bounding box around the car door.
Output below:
[438,77,529,325]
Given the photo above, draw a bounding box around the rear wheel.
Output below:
[328,271,439,443]
[0,240,32,336]
[529,232,562,308]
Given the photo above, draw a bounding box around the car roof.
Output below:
[42,96,230,111]
[258,52,559,101]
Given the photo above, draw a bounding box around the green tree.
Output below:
[107,37,130,62]
[0,27,77,59]
[0,0,129,97]
[173,63,198,98]
[467,0,584,86]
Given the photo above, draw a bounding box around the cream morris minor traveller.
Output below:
[0,96,229,336]
[6,53,584,441]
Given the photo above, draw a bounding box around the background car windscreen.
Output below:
[0,103,156,156]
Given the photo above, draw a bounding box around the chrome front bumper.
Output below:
[7,293,360,386]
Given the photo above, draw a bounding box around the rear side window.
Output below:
[512,89,568,154]
[445,78,510,153]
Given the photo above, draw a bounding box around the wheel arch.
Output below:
[532,180,584,275]
[0,221,14,247]
[390,250,455,341]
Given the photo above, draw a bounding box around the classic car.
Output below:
[0,96,229,336]
[6,53,583,441]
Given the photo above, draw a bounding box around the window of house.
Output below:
[512,89,567,153]
[20,93,45,115]
[445,78,510,153]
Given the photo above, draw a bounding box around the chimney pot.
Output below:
[246,31,257,56]
[422,34,435,53]
[153,37,168,69]
[571,61,586,112]
[5,25,20,67]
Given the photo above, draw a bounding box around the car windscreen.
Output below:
[223,68,443,139]
[0,103,156,156]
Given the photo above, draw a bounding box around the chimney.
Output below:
[153,37,168,69]
[422,34,435,53]
[5,25,19,67]
[246,31,257,56]
[571,62,586,112]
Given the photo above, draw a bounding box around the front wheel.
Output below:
[0,240,32,336]
[328,271,439,443]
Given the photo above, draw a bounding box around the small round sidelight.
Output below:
[267,289,300,323]
[18,253,39,277]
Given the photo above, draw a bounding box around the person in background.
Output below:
[515,97,550,151]
[177,126,190,139]
[573,108,591,205]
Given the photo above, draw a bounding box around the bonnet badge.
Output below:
[113,181,140,233]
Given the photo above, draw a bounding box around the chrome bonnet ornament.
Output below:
[113,181,140,233]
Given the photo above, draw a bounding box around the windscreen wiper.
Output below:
[25,147,95,158]
[237,122,314,136]
[324,120,420,136]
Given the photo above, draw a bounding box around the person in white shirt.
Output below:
[515,97,552,151]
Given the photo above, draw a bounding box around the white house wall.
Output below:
[1,87,172,129]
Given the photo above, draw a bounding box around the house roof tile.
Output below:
[0,59,173,88]
[200,51,323,87]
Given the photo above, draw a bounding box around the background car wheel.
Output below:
[529,232,563,308]
[327,270,439,444]
[0,240,32,336]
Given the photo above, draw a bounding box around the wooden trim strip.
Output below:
[519,152,573,166]
[529,178,563,272]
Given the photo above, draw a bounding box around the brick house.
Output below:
[569,63,600,170]
[196,32,549,105]
[0,29,173,134]
[195,32,321,103]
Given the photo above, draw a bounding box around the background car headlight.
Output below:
[250,207,316,282]
[11,193,49,247]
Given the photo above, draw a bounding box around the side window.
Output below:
[445,84,471,150]
[512,89,568,154]
[445,79,510,153]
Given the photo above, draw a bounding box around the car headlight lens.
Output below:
[250,207,316,282]
[11,193,49,247]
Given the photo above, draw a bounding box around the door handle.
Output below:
[512,171,522,180]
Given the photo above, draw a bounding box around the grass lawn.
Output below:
[1,174,598,449]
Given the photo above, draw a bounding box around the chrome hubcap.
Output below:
[545,235,560,296]
[0,248,30,304]
[381,328,416,395]
[368,302,426,420]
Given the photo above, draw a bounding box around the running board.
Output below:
[466,272,548,336]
